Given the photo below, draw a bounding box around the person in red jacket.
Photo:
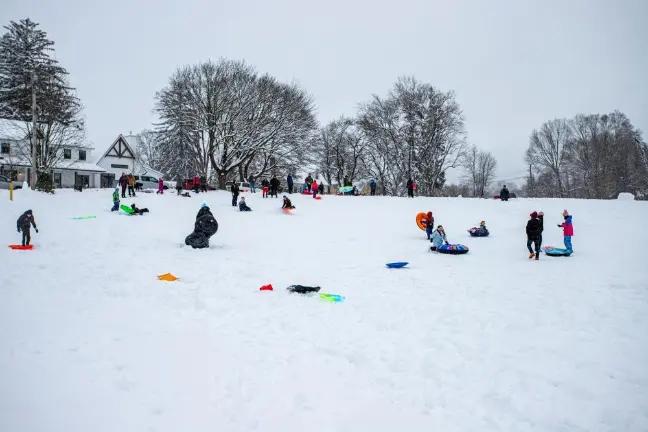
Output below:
[193,176,201,193]
[557,209,574,252]
[311,179,319,198]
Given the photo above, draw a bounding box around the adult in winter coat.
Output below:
[270,176,280,198]
[16,209,38,246]
[500,185,510,201]
[119,173,128,198]
[111,187,120,211]
[127,174,136,197]
[406,178,415,198]
[193,176,201,193]
[239,196,252,211]
[231,183,239,206]
[526,211,544,259]
[369,179,377,196]
[558,210,574,252]
[311,179,319,198]
[318,182,324,195]
[430,225,447,251]
[282,196,295,209]
[175,178,183,196]
[424,211,434,240]
[287,174,294,194]
[157,178,164,194]
[185,204,218,249]
[248,175,256,193]
[305,174,313,192]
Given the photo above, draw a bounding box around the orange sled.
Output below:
[416,212,429,231]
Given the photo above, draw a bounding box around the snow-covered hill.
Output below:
[1,189,647,431]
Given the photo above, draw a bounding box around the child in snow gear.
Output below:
[424,211,434,239]
[231,183,239,206]
[239,196,252,211]
[185,204,219,249]
[526,211,544,259]
[270,176,280,198]
[130,204,149,215]
[111,188,120,211]
[16,209,38,246]
[282,196,295,209]
[311,179,319,198]
[500,185,510,201]
[557,209,574,252]
[468,221,489,237]
[261,179,270,198]
[430,225,447,251]
[305,174,313,192]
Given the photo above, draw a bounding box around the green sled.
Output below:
[120,204,135,215]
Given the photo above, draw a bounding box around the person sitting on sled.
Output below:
[16,209,38,246]
[131,203,149,215]
[239,196,252,211]
[557,209,574,252]
[430,225,447,251]
[111,187,120,211]
[282,195,295,209]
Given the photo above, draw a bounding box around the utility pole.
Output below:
[30,70,38,190]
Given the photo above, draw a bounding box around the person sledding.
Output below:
[185,204,218,249]
[468,221,489,237]
[239,196,252,211]
[130,203,149,215]
[424,211,434,239]
[526,211,544,260]
[557,209,574,252]
[282,195,295,209]
[429,225,448,251]
[16,209,38,246]
[111,187,120,212]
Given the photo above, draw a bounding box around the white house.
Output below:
[96,134,164,183]
[0,119,105,188]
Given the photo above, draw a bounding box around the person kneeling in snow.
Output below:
[282,195,295,209]
[17,209,38,246]
[239,196,252,211]
[429,225,448,251]
[131,203,149,215]
[111,187,120,211]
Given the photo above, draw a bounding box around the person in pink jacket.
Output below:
[311,179,319,198]
[157,178,164,195]
[557,209,573,252]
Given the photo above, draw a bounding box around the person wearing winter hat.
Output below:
[238,196,252,211]
[557,209,574,252]
[424,211,435,240]
[526,211,544,260]
[111,187,120,212]
[430,225,448,251]
[16,209,38,246]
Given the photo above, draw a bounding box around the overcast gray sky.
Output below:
[2,0,647,184]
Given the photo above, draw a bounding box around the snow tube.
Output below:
[543,246,572,257]
[287,285,320,294]
[386,261,408,269]
[416,212,429,231]
[338,186,353,194]
[437,244,469,255]
[468,227,489,237]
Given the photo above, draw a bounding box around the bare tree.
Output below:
[526,119,571,197]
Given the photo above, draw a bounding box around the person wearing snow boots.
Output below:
[270,176,280,198]
[261,179,270,198]
[558,209,574,252]
[119,173,128,198]
[239,196,252,211]
[16,209,38,246]
[406,178,415,198]
[424,211,435,240]
[430,225,447,251]
[526,211,544,259]
[127,174,136,197]
[500,185,510,201]
[231,182,239,207]
[157,178,164,194]
[287,174,294,194]
[111,187,120,211]
[369,179,377,195]
[311,179,319,198]
[175,178,183,196]
[282,195,295,209]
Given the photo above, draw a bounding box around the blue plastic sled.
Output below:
[386,261,409,269]
[543,246,572,257]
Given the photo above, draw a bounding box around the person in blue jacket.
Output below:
[430,225,448,251]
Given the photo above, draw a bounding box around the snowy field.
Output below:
[1,188,647,432]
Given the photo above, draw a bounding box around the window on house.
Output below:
[64,149,71,159]
[1,143,9,154]
[111,164,129,169]
[78,150,87,161]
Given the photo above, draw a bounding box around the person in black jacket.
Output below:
[282,196,295,209]
[238,196,252,211]
[500,185,510,201]
[406,178,415,198]
[231,183,239,206]
[287,174,294,194]
[526,211,544,260]
[270,176,280,198]
[16,209,38,246]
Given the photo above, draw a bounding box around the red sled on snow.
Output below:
[9,244,33,250]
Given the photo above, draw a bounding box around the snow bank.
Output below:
[617,192,635,200]
[1,189,647,432]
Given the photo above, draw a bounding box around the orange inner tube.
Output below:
[416,212,428,230]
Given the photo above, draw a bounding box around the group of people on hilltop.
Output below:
[525,209,574,259]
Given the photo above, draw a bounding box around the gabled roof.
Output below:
[99,134,136,160]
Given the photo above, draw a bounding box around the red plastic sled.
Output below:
[314,196,322,200]
[9,244,33,250]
